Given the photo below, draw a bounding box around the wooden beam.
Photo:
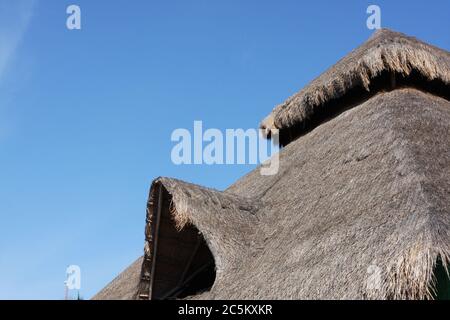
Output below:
[148,184,163,300]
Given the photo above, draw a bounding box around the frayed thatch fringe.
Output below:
[364,242,450,300]
[260,29,450,141]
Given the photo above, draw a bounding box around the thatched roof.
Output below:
[95,29,450,300]
[260,29,450,146]
[93,257,143,300]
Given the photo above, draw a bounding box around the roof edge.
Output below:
[261,29,450,145]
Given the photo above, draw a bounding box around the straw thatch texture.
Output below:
[260,29,450,145]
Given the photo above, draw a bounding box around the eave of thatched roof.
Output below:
[260,29,450,146]
[135,177,262,300]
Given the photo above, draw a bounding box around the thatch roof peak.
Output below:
[368,28,405,40]
[260,29,450,146]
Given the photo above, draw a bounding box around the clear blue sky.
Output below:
[0,0,449,299]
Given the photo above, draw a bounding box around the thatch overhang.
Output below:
[260,29,450,146]
[95,29,450,300]
[135,177,262,300]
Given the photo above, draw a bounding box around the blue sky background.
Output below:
[0,0,449,299]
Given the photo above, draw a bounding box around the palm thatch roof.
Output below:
[94,29,450,300]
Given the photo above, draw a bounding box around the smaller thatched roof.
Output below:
[136,177,262,300]
[260,29,450,145]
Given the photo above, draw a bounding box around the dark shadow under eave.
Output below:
[278,70,450,147]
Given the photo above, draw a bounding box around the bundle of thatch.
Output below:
[94,29,450,300]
